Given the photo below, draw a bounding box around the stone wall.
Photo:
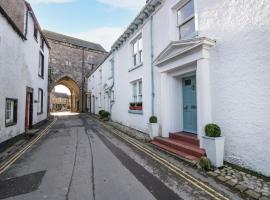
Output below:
[45,34,107,112]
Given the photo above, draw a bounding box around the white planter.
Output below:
[202,136,225,168]
[148,123,159,139]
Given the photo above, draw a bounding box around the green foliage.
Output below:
[99,110,106,116]
[149,116,157,123]
[136,102,143,106]
[130,102,135,106]
[205,124,221,137]
[101,111,110,119]
[199,156,211,171]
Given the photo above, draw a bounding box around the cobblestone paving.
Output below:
[208,165,270,199]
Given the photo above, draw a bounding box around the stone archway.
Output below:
[50,76,80,112]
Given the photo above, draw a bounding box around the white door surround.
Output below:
[155,37,215,145]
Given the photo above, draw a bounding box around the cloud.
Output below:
[71,27,124,51]
[27,0,74,4]
[96,0,145,11]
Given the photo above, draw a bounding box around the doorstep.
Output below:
[151,132,205,165]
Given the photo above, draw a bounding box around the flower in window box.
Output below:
[129,102,136,110]
[135,102,143,110]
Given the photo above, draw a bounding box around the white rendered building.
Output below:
[0,0,49,144]
[88,0,270,176]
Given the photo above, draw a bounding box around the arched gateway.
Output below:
[44,30,107,113]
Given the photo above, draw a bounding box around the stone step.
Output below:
[169,132,199,146]
[153,137,205,158]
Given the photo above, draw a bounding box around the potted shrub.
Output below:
[129,102,135,110]
[202,124,225,168]
[148,116,159,139]
[135,102,143,110]
[100,111,110,121]
[99,110,105,118]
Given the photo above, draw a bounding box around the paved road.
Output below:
[0,114,242,200]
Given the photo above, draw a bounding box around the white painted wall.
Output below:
[88,0,270,176]
[197,0,270,175]
[0,6,49,143]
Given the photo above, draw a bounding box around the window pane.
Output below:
[177,0,194,25]
[138,81,142,95]
[133,54,137,66]
[133,41,138,54]
[132,83,137,97]
[138,38,143,51]
[180,18,195,39]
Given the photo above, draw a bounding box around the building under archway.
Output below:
[50,76,80,112]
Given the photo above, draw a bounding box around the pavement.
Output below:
[0,114,246,200]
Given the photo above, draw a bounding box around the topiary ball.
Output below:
[149,116,157,123]
[205,124,221,137]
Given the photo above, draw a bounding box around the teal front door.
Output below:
[182,76,197,133]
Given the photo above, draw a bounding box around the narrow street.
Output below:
[0,114,241,200]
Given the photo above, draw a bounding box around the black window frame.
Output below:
[38,51,44,79]
[37,88,43,115]
[40,36,44,50]
[34,25,38,40]
[5,98,18,127]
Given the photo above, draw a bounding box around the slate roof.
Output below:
[43,30,106,53]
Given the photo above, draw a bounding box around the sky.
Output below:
[55,85,71,95]
[29,0,146,51]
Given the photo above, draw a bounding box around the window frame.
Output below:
[34,25,38,41]
[132,36,143,67]
[131,79,143,103]
[177,0,196,39]
[38,51,44,79]
[5,98,18,127]
[37,88,43,115]
[40,36,44,51]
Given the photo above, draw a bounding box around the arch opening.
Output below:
[49,76,80,113]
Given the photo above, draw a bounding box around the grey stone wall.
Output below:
[46,37,107,112]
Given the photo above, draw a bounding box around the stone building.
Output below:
[50,90,71,112]
[43,30,107,112]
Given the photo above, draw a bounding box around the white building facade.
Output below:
[0,1,49,144]
[88,0,270,176]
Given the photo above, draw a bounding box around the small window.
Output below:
[40,36,44,50]
[39,52,44,78]
[38,89,43,114]
[132,36,143,66]
[185,79,191,86]
[132,80,143,103]
[177,0,195,39]
[34,25,38,40]
[5,98,18,126]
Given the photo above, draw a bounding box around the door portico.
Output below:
[155,37,215,144]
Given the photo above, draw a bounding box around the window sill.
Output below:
[128,63,143,72]
[128,110,143,115]
[5,122,17,127]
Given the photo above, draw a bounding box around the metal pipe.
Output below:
[150,15,155,116]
